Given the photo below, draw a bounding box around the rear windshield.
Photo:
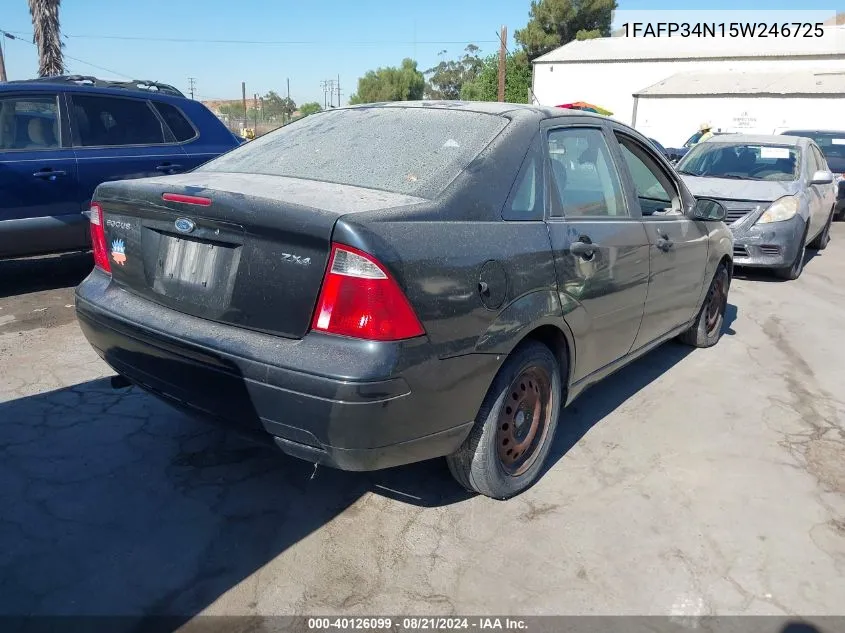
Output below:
[199,107,508,198]
[678,143,800,182]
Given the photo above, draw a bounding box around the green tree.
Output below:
[348,58,425,105]
[460,53,533,104]
[261,91,284,119]
[28,0,64,76]
[259,92,296,122]
[218,102,246,118]
[424,45,483,100]
[298,102,323,117]
[515,0,616,61]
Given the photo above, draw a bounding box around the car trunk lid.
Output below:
[95,172,425,339]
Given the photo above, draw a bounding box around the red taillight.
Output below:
[311,244,425,341]
[162,193,212,206]
[89,202,111,273]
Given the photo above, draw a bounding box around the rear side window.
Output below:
[153,102,197,142]
[199,107,508,198]
[0,95,60,150]
[71,95,166,147]
[504,134,544,221]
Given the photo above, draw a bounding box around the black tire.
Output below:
[808,211,832,251]
[677,264,730,348]
[774,225,808,280]
[447,340,563,500]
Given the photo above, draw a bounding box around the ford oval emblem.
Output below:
[174,218,195,234]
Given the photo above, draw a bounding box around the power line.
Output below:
[0,28,134,79]
[2,29,497,47]
[67,34,500,46]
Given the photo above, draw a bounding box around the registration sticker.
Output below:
[760,147,791,159]
[111,239,127,266]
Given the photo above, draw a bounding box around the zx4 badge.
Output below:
[281,253,311,266]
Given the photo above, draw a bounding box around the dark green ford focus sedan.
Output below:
[75,102,733,499]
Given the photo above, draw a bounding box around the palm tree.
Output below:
[28,0,64,76]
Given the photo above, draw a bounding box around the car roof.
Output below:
[338,100,608,122]
[702,133,805,147]
[1,75,186,101]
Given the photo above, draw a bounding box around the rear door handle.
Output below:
[570,238,597,260]
[156,163,183,173]
[33,169,66,180]
[656,231,673,251]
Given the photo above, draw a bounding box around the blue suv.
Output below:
[0,75,241,259]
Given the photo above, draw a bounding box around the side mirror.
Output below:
[810,170,834,185]
[691,197,728,222]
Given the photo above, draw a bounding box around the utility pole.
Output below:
[497,25,507,103]
[336,74,341,107]
[321,79,337,108]
[188,77,196,99]
[287,78,290,124]
[241,81,247,126]
[253,93,258,130]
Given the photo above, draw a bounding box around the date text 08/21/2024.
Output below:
[621,22,826,38]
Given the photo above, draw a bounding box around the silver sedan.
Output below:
[677,134,837,280]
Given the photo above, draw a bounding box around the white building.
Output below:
[633,69,845,147]
[531,26,845,146]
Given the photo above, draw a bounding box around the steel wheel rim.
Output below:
[705,274,726,335]
[496,366,553,477]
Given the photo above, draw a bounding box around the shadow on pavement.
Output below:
[0,373,468,626]
[723,302,738,336]
[0,251,92,298]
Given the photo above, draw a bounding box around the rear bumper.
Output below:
[75,270,493,471]
[730,214,804,269]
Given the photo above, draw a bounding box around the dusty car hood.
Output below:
[681,176,799,202]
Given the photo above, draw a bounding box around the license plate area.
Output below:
[146,231,241,312]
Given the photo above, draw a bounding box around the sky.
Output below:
[1,0,839,106]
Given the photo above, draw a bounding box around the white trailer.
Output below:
[632,70,845,148]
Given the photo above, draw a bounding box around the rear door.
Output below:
[542,121,650,382]
[69,93,188,209]
[0,91,83,257]
[612,128,709,349]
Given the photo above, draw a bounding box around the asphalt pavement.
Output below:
[1,228,844,623]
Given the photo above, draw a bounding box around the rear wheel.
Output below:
[677,264,730,348]
[447,341,562,500]
[808,211,833,251]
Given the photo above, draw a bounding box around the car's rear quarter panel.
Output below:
[327,112,567,413]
